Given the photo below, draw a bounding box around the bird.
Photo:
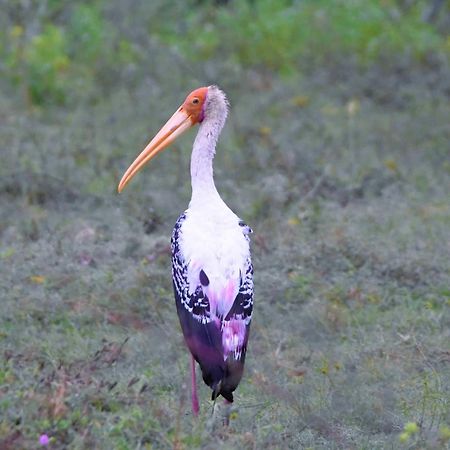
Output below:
[118,86,253,417]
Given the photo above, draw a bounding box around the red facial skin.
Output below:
[180,87,208,124]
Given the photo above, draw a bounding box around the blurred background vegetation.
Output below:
[1,0,448,106]
[0,1,449,449]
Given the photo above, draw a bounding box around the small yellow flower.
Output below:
[399,432,409,443]
[259,126,271,136]
[404,422,418,434]
[30,275,46,284]
[292,95,310,107]
[319,360,329,375]
[10,25,23,39]
[384,158,398,172]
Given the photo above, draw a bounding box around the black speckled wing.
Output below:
[225,260,253,322]
[171,213,212,324]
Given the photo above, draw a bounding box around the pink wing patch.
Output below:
[187,261,248,360]
[222,318,247,360]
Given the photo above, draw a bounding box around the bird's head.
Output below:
[118,85,227,193]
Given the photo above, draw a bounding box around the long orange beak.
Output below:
[118,108,194,192]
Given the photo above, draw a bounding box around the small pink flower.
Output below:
[39,434,50,446]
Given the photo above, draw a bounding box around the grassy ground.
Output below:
[1,1,450,449]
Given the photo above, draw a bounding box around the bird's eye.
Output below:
[192,98,199,105]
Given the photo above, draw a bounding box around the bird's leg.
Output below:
[223,399,232,426]
[210,398,232,428]
[190,355,199,417]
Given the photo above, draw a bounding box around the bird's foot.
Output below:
[206,398,234,431]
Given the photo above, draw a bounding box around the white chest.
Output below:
[178,203,250,316]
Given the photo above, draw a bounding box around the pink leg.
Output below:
[190,355,199,417]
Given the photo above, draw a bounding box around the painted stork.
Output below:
[118,86,253,417]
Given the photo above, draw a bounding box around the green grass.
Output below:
[1,0,450,448]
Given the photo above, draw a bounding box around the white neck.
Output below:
[189,115,225,207]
